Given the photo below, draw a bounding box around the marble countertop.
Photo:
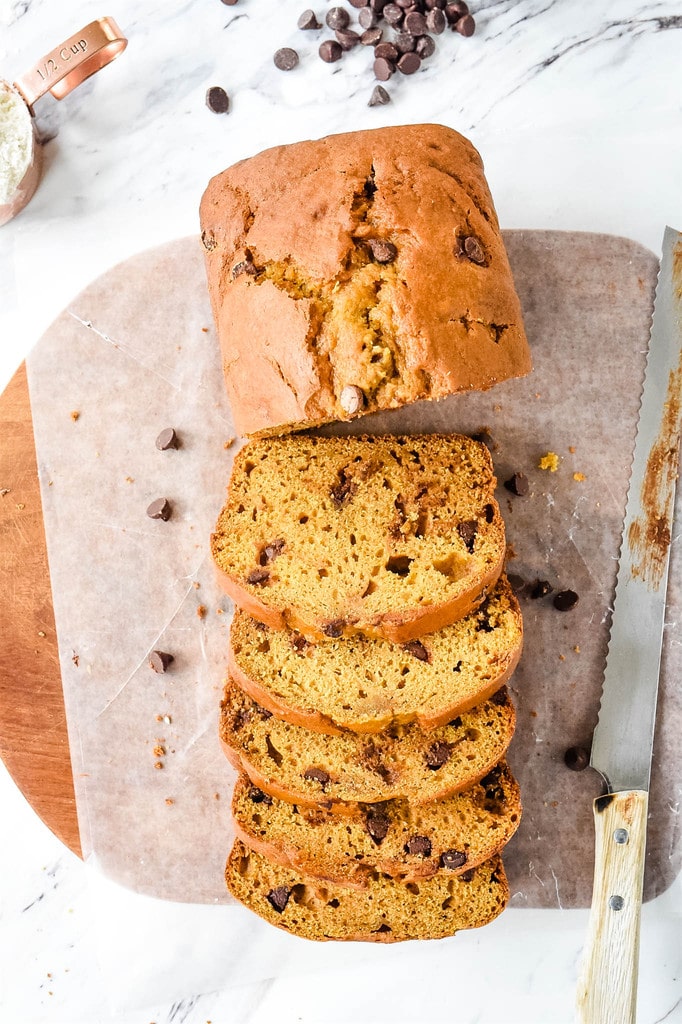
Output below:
[1,1,682,1021]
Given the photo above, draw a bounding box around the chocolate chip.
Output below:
[266,886,291,913]
[220,0,239,4]
[394,31,416,52]
[365,806,391,844]
[403,639,430,662]
[373,56,395,80]
[336,27,361,49]
[340,385,365,415]
[326,5,350,28]
[368,238,398,263]
[297,9,321,29]
[405,835,432,856]
[319,39,343,62]
[149,650,174,673]
[385,554,413,576]
[455,234,486,264]
[426,8,446,32]
[449,715,463,728]
[404,10,427,33]
[368,83,391,105]
[374,41,399,60]
[564,745,590,771]
[232,258,257,279]
[146,497,172,521]
[445,1,468,22]
[383,3,404,25]
[440,849,467,870]
[322,618,346,638]
[155,427,179,451]
[457,519,477,553]
[504,472,529,497]
[349,0,370,5]
[484,503,495,523]
[291,633,309,653]
[274,47,299,70]
[554,589,579,611]
[260,538,286,565]
[481,768,505,802]
[415,34,436,57]
[529,579,553,599]
[459,867,475,882]
[205,86,230,114]
[331,467,358,506]
[397,51,421,74]
[425,740,453,769]
[362,27,384,45]
[455,13,475,35]
[507,573,526,594]
[489,687,507,706]
[248,786,272,805]
[359,7,377,27]
[201,230,216,252]
[246,568,270,586]
[303,767,330,788]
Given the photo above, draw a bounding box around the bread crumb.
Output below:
[125,475,134,484]
[224,436,235,449]
[193,581,201,589]
[216,607,224,615]
[72,652,79,667]
[559,654,565,661]
[538,452,559,472]
[568,445,576,454]
[529,710,537,718]
[573,472,586,482]
[197,604,207,619]
[70,411,80,421]
[214,792,220,800]
[154,762,164,770]
[201,327,209,333]
[153,745,166,757]
[574,645,581,653]
[155,714,163,722]
[165,798,174,805]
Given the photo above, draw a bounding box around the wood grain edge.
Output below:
[0,362,81,857]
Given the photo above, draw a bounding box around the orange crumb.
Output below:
[193,581,201,589]
[574,645,581,653]
[153,745,166,757]
[125,476,135,484]
[197,605,207,619]
[154,762,164,770]
[201,327,209,333]
[550,801,558,808]
[214,793,220,800]
[155,714,163,722]
[70,411,80,421]
[529,710,537,718]
[538,452,559,472]
[573,472,586,482]
[224,437,236,449]
[568,445,576,454]
[216,607,224,615]
[559,654,566,661]
[165,798,174,805]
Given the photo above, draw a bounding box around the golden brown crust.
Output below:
[200,124,531,438]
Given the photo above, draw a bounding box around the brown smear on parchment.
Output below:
[628,240,682,589]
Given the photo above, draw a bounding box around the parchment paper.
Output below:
[25,231,682,908]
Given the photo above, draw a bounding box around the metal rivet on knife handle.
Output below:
[613,828,629,845]
[608,895,625,912]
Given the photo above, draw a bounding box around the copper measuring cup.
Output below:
[0,17,127,226]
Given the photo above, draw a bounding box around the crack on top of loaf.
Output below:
[427,159,494,227]
[451,315,512,345]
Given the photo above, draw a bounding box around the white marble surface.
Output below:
[1,1,682,1021]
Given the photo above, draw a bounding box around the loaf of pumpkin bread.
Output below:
[200,124,531,437]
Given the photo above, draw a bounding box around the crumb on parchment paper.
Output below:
[197,605,207,619]
[538,452,559,472]
[573,472,586,482]
[70,411,80,421]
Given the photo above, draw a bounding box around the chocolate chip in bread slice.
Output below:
[212,434,506,642]
[220,678,516,808]
[232,763,521,888]
[229,574,522,734]
[226,839,509,941]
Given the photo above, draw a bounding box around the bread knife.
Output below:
[576,226,682,1024]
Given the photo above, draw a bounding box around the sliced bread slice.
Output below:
[226,839,509,941]
[232,763,521,888]
[211,434,506,642]
[229,575,522,735]
[220,678,516,808]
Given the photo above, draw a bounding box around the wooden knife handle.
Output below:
[576,790,648,1024]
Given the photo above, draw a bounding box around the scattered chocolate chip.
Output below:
[291,633,309,653]
[336,27,361,49]
[455,13,475,35]
[319,39,343,62]
[426,8,446,32]
[564,745,590,771]
[260,538,286,565]
[362,27,384,45]
[425,740,453,770]
[554,589,579,611]
[374,55,395,80]
[303,767,330,788]
[394,31,416,52]
[504,472,529,497]
[232,258,257,279]
[445,1,468,22]
[350,0,370,5]
[266,886,291,913]
[405,835,432,856]
[274,47,299,70]
[415,34,436,57]
[404,639,430,662]
[155,427,179,451]
[149,650,174,673]
[247,568,271,586]
[368,238,398,263]
[340,385,366,414]
[529,579,553,599]
[374,41,399,60]
[507,573,526,594]
[365,806,391,844]
[397,51,421,74]
[322,618,346,638]
[383,3,404,25]
[457,519,478,553]
[368,83,391,104]
[404,10,427,33]
[326,5,350,28]
[359,7,377,28]
[297,9,321,29]
[440,849,467,870]
[205,86,230,114]
[146,497,172,521]
[248,786,272,805]
[220,0,239,5]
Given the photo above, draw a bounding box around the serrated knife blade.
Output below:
[577,226,682,1024]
